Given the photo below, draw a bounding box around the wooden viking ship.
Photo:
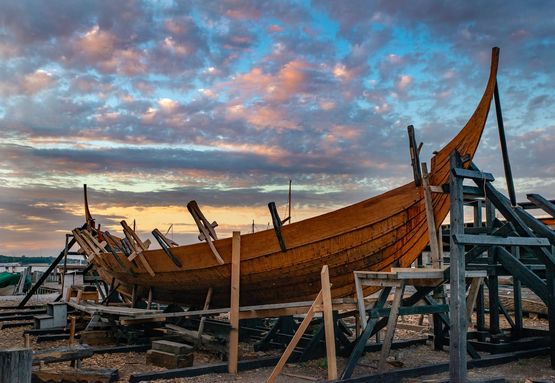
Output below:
[80,48,500,308]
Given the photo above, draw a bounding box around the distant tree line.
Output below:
[0,255,82,264]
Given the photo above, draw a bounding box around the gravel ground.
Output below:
[2,301,555,382]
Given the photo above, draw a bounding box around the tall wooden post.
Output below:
[229,231,241,374]
[548,246,555,369]
[449,151,467,382]
[0,348,32,382]
[486,199,500,334]
[320,265,337,380]
[512,246,523,333]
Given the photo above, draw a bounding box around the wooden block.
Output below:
[152,340,193,356]
[80,330,115,346]
[146,349,193,369]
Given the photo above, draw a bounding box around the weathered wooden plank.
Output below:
[449,151,467,382]
[32,345,93,365]
[0,348,32,383]
[452,167,494,182]
[32,367,119,383]
[453,234,550,247]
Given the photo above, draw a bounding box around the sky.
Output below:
[0,0,554,257]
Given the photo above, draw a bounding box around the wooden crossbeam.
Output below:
[187,201,224,265]
[120,220,155,277]
[72,229,98,260]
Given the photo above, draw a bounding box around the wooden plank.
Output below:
[267,291,322,383]
[449,151,467,382]
[452,167,495,182]
[33,345,93,365]
[377,281,405,373]
[520,196,555,213]
[421,162,440,267]
[320,265,337,380]
[454,233,550,247]
[228,231,241,374]
[0,348,32,383]
[32,367,118,383]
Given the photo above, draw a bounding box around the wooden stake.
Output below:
[320,265,337,380]
[146,287,153,310]
[24,333,31,348]
[69,316,76,346]
[197,287,213,344]
[228,232,241,374]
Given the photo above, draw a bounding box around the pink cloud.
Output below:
[267,24,283,33]
[396,74,412,91]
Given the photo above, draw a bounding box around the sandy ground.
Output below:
[2,301,555,382]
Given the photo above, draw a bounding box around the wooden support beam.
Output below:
[495,247,548,303]
[187,201,224,264]
[421,162,441,267]
[268,201,287,252]
[228,231,241,374]
[469,162,555,267]
[407,125,422,186]
[512,246,523,332]
[341,287,392,379]
[452,167,495,182]
[449,151,467,382]
[320,265,337,380]
[546,260,555,368]
[453,234,550,247]
[19,234,78,308]
[377,281,405,373]
[121,220,155,277]
[197,287,213,343]
[527,194,555,218]
[267,291,322,383]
